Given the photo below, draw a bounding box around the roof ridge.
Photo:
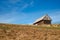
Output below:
[34,14,52,23]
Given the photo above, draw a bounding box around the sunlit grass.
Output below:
[0,23,60,30]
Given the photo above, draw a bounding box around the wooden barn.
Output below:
[33,14,52,25]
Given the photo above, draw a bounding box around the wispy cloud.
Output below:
[20,4,29,11]
[50,11,60,23]
[0,0,34,13]
[0,0,60,24]
[20,0,34,11]
[0,0,35,24]
[0,12,16,23]
[0,11,27,24]
[0,18,15,23]
[30,0,34,7]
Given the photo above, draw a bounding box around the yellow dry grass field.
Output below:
[0,23,60,40]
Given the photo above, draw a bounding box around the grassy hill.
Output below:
[0,23,60,40]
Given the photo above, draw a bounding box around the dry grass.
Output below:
[0,23,60,40]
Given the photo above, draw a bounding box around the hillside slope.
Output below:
[0,24,60,40]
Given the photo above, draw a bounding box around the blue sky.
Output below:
[0,0,60,24]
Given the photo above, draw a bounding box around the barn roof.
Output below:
[34,14,52,23]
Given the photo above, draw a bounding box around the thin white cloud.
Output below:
[3,0,34,12]
[20,4,29,11]
[0,12,16,23]
[20,0,34,11]
[30,1,34,7]
[0,18,15,23]
[49,11,60,23]
[51,14,60,23]
[0,11,27,23]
